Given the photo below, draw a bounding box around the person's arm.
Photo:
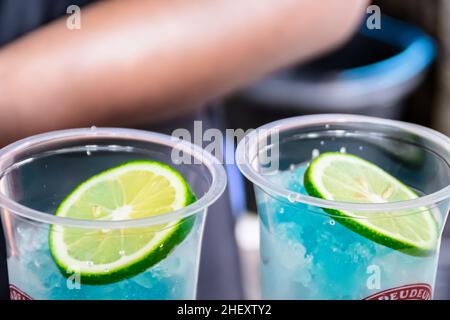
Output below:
[0,0,368,144]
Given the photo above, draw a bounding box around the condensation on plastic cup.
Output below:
[236,114,450,215]
[0,127,227,229]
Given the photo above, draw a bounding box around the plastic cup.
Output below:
[0,128,226,300]
[236,114,450,300]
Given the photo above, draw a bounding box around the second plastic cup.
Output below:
[0,128,226,300]
[237,114,450,300]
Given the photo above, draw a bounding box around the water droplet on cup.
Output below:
[329,220,336,226]
[340,147,347,154]
[325,124,330,129]
[279,208,285,214]
[86,150,92,156]
[320,141,325,146]
[289,164,296,172]
[119,250,125,256]
[288,193,298,203]
[312,149,320,159]
[90,126,97,132]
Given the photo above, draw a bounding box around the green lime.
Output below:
[49,160,196,285]
[304,152,438,256]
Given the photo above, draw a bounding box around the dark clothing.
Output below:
[0,0,93,46]
[0,0,242,299]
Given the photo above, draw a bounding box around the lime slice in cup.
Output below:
[304,152,439,257]
[49,160,196,285]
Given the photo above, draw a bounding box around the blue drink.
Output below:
[258,165,439,299]
[237,115,450,300]
[0,128,226,300]
[7,219,201,300]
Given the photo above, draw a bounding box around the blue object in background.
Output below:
[225,139,247,219]
[342,14,436,101]
[238,14,436,119]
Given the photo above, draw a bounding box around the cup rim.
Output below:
[236,114,450,213]
[0,128,227,228]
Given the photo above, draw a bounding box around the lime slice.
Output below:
[49,160,196,285]
[304,152,438,256]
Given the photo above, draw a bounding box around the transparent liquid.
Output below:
[257,164,440,300]
[0,145,203,300]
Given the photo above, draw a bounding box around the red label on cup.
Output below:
[364,283,432,300]
[9,285,33,300]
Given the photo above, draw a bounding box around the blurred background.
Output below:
[228,0,450,299]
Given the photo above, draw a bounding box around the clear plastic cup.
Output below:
[0,128,227,300]
[236,114,450,300]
